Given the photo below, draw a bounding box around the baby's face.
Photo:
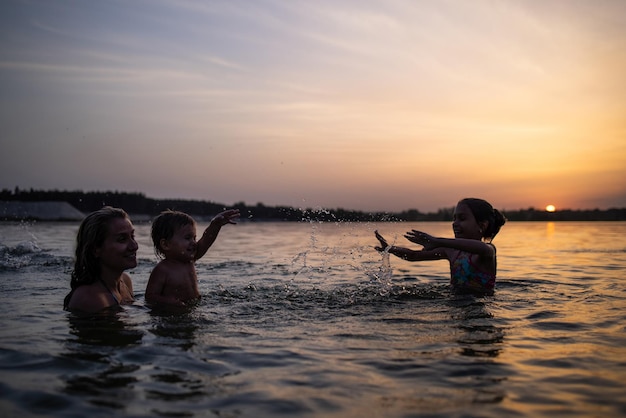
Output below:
[165,223,197,261]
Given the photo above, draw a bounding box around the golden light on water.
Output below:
[546,205,556,212]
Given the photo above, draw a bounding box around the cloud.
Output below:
[1,0,625,211]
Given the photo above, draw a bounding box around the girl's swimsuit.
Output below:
[449,251,496,294]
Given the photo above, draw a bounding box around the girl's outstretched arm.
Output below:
[375,230,446,261]
[404,230,494,256]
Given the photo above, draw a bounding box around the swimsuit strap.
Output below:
[99,278,120,305]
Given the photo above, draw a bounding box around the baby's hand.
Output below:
[214,209,240,226]
[404,230,436,250]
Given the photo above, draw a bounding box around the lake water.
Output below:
[0,220,625,417]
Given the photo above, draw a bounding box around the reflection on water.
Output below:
[446,297,507,406]
[64,363,140,410]
[149,307,200,351]
[450,298,504,358]
[62,311,145,411]
[66,310,144,348]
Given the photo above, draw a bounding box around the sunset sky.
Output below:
[1,0,625,212]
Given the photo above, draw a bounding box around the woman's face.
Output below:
[94,217,138,272]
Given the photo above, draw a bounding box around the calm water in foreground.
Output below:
[0,220,625,417]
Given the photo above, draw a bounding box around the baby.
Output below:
[145,208,239,306]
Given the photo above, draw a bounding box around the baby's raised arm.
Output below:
[195,209,240,260]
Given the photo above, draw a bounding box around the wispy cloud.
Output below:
[1,0,625,210]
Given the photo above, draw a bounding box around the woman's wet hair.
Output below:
[459,198,506,241]
[70,206,130,289]
[151,210,195,258]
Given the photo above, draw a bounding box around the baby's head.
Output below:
[458,198,506,241]
[151,210,195,258]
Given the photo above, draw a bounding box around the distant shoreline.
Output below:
[1,189,625,222]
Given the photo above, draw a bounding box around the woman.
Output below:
[64,206,138,312]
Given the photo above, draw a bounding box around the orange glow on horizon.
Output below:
[1,2,625,212]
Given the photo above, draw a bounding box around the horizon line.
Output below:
[2,187,625,214]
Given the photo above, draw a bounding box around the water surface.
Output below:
[1,221,625,417]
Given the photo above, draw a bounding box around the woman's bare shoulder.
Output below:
[67,284,110,312]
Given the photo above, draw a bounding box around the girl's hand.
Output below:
[214,209,240,226]
[374,230,390,252]
[404,230,437,250]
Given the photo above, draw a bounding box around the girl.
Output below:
[375,198,506,295]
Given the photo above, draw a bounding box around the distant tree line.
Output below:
[1,187,625,221]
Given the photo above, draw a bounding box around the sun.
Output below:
[545,204,556,212]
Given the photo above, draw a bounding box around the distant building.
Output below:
[0,201,84,221]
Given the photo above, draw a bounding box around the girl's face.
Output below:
[163,223,197,262]
[95,217,138,272]
[452,203,484,240]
